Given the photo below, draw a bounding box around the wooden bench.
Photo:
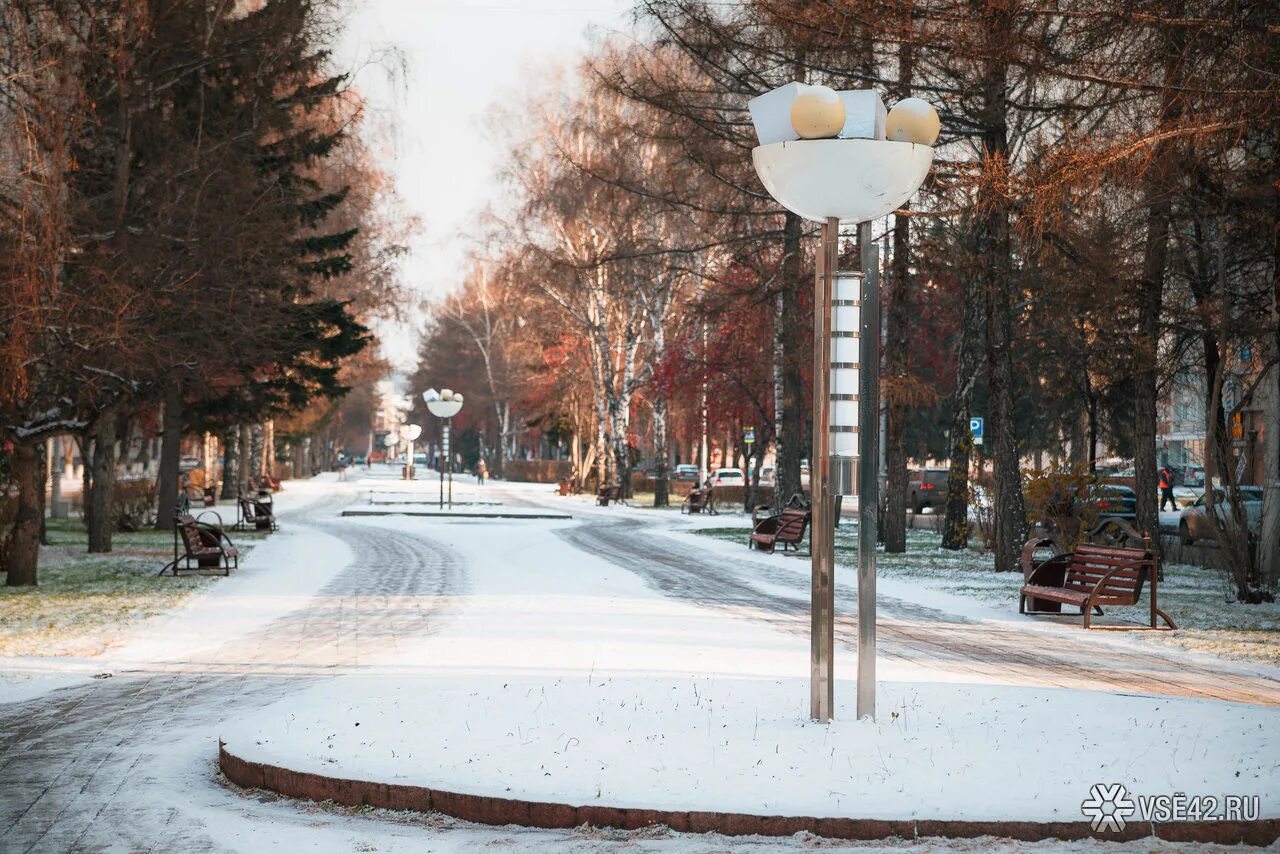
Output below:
[236,494,278,531]
[750,508,810,553]
[1019,540,1175,629]
[596,485,623,506]
[159,513,238,576]
[682,487,717,515]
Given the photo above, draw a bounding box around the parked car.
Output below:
[1179,487,1264,545]
[674,464,700,482]
[711,467,744,486]
[908,467,949,513]
[1086,483,1137,519]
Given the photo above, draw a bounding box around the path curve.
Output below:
[0,498,463,852]
[556,517,1280,707]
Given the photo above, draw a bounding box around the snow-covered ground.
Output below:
[221,502,1279,826]
[5,473,1278,851]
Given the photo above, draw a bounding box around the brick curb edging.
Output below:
[218,742,1278,845]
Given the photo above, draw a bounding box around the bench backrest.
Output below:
[1063,544,1151,601]
[776,509,810,542]
[176,516,218,554]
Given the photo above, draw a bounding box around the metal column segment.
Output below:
[810,217,838,723]
[856,220,880,721]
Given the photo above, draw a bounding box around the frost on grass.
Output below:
[694,525,1280,665]
[0,518,227,657]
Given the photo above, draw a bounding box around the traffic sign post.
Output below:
[743,427,756,445]
[970,417,984,447]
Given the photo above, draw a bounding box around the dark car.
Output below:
[908,468,949,513]
[674,464,700,482]
[1087,483,1137,519]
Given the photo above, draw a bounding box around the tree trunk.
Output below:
[49,436,65,519]
[249,423,265,481]
[263,420,274,477]
[221,429,240,499]
[941,270,985,550]
[5,442,44,586]
[155,380,184,530]
[653,397,670,507]
[87,415,118,553]
[884,204,912,552]
[775,210,806,507]
[1133,43,1180,543]
[1260,150,1280,588]
[240,424,253,488]
[977,6,1025,573]
[79,435,94,537]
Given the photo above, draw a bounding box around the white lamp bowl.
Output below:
[402,424,423,441]
[426,399,463,418]
[752,139,933,223]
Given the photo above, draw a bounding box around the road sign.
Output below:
[970,417,984,446]
[743,427,756,444]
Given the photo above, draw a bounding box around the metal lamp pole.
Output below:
[750,86,935,722]
[424,389,464,510]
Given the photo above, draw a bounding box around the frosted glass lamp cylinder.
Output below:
[830,272,860,495]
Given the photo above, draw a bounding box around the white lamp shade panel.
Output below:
[836,89,886,140]
[749,84,887,146]
[831,367,859,396]
[831,431,860,457]
[426,399,463,418]
[752,139,933,223]
[831,399,860,430]
[402,424,422,441]
[832,336,860,365]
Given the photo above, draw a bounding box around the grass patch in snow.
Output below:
[0,517,253,657]
[693,523,1280,665]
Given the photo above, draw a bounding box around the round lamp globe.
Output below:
[886,98,940,146]
[790,85,845,140]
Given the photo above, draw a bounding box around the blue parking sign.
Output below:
[969,417,984,438]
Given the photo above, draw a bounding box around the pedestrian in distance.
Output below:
[477,458,487,485]
[1159,464,1176,511]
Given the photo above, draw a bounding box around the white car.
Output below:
[711,468,744,486]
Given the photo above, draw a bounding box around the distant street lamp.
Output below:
[424,388,464,509]
[402,423,423,480]
[749,84,937,722]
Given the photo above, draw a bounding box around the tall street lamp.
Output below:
[402,424,422,480]
[424,388,464,509]
[749,84,938,722]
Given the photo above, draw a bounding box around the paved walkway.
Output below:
[559,516,1280,707]
[0,495,463,852]
[1,475,1277,852]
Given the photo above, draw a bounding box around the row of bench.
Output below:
[158,494,278,577]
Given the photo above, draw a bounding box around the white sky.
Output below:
[336,0,635,369]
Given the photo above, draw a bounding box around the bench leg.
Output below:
[1153,607,1177,630]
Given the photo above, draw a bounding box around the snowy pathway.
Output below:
[0,481,466,852]
[1,474,1277,851]
[556,515,1280,707]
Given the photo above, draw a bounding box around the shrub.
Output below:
[1022,465,1100,552]
[113,478,157,532]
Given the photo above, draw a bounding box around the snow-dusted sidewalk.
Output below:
[219,507,1279,834]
